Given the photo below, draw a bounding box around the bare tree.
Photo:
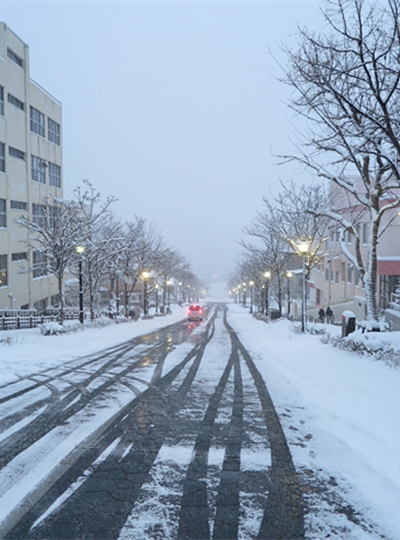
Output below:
[18,195,82,323]
[72,181,119,321]
[281,0,400,319]
[108,217,160,316]
[154,248,189,312]
[244,181,330,315]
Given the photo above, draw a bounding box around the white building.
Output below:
[0,23,63,312]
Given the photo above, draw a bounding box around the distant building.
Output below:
[0,22,63,311]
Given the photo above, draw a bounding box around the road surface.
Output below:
[0,304,305,539]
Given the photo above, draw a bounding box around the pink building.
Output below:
[309,180,400,321]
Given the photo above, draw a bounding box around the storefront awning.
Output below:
[377,260,400,276]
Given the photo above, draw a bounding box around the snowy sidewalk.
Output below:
[228,303,400,540]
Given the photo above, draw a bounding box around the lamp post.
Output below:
[155,284,159,314]
[242,282,247,307]
[167,280,172,312]
[115,273,120,318]
[289,240,311,332]
[249,281,254,313]
[142,271,150,317]
[76,245,85,324]
[286,271,293,316]
[264,271,271,317]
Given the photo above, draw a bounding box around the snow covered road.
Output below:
[0,303,399,539]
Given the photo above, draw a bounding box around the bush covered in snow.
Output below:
[39,316,130,336]
[40,320,82,335]
[323,328,400,369]
[0,334,16,346]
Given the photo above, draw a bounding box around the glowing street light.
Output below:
[249,281,254,313]
[142,270,150,317]
[286,271,293,316]
[289,239,311,332]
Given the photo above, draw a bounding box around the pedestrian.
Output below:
[318,307,325,323]
[326,306,334,324]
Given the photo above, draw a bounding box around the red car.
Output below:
[187,304,204,321]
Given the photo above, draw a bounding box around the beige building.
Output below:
[0,23,63,312]
[309,180,400,321]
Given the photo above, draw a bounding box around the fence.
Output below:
[0,311,79,331]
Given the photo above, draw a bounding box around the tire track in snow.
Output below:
[4,310,218,540]
[0,320,193,470]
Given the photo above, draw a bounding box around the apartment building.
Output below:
[0,23,63,311]
[311,180,400,320]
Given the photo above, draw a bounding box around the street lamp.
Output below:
[242,282,247,307]
[155,283,159,314]
[249,281,254,313]
[115,272,120,318]
[167,280,172,312]
[289,239,311,332]
[286,271,293,316]
[264,271,271,317]
[76,245,85,324]
[178,282,182,304]
[142,270,150,317]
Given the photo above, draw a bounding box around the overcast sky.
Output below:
[1,1,324,284]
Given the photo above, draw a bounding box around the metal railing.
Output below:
[0,311,79,331]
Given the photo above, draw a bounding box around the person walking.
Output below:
[318,307,325,323]
[326,306,334,324]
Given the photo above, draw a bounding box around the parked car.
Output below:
[187,304,204,321]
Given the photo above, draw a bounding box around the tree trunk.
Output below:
[58,272,64,325]
[364,217,379,321]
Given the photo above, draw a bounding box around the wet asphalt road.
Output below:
[0,304,305,540]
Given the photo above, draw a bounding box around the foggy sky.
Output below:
[1,1,323,284]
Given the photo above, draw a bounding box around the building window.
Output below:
[0,142,5,172]
[7,47,23,67]
[347,264,353,283]
[325,268,329,281]
[51,294,60,307]
[0,86,4,116]
[33,251,47,278]
[48,162,61,187]
[8,93,24,111]
[11,200,27,211]
[32,203,46,228]
[48,118,60,145]
[33,298,46,313]
[0,198,6,228]
[31,155,47,183]
[9,146,25,160]
[12,252,27,262]
[30,107,45,137]
[335,271,339,284]
[355,268,360,286]
[341,262,346,282]
[0,254,7,287]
